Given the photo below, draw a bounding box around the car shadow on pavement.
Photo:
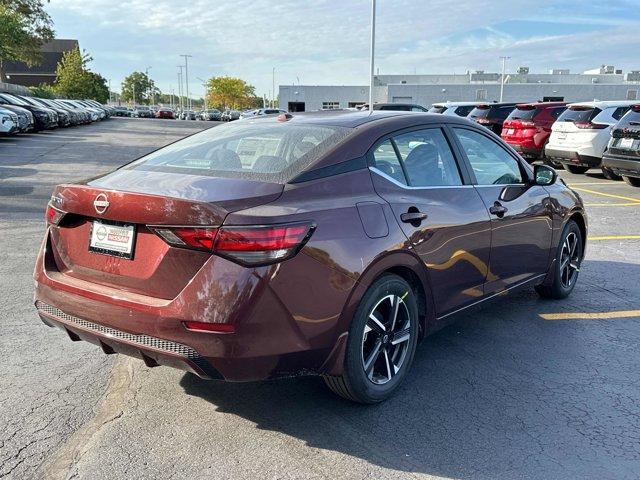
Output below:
[180,259,640,479]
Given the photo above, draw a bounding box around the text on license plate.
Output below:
[89,220,136,259]
[620,137,635,149]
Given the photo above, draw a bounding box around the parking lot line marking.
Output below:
[571,187,640,204]
[540,310,640,320]
[588,235,640,241]
[567,182,630,186]
[584,202,640,207]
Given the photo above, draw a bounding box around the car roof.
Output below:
[247,109,472,128]
[515,101,567,108]
[432,101,479,107]
[567,100,639,109]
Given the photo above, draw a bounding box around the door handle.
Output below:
[489,201,508,218]
[400,211,428,224]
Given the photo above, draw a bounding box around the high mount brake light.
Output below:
[150,222,315,266]
[45,204,65,225]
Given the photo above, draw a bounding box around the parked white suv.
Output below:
[428,101,479,117]
[545,101,636,175]
[0,107,18,135]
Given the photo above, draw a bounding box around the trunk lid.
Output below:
[47,172,283,299]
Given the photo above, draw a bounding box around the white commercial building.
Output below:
[279,66,640,112]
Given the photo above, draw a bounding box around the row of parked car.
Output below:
[0,92,112,136]
[424,100,640,187]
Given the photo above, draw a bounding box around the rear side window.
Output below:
[557,107,601,123]
[616,107,640,127]
[128,121,353,183]
[372,128,462,187]
[453,128,523,185]
[611,106,631,121]
[411,106,427,112]
[550,107,566,119]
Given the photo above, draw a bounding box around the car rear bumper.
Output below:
[33,230,351,381]
[601,154,640,178]
[36,301,223,379]
[544,148,601,167]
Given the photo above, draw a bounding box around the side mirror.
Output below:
[533,164,557,186]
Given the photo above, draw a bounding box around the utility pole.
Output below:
[132,83,136,106]
[500,56,510,102]
[108,79,112,104]
[369,0,376,112]
[272,67,275,108]
[180,54,193,111]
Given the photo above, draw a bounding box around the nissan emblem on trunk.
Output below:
[93,193,109,214]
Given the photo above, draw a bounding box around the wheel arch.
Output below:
[320,250,436,376]
[568,210,587,259]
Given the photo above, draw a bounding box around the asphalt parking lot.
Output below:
[1,118,639,480]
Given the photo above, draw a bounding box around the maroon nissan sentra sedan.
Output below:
[34,110,586,403]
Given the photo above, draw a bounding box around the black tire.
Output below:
[565,165,590,174]
[622,175,640,187]
[536,220,583,299]
[601,167,622,181]
[323,274,419,404]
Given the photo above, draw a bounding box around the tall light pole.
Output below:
[197,77,208,110]
[180,54,193,111]
[369,0,376,112]
[272,67,276,108]
[500,56,510,102]
[145,66,152,105]
[177,66,184,111]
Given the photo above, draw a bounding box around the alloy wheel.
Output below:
[361,293,412,385]
[560,232,580,289]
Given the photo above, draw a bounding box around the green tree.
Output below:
[0,1,54,81]
[29,83,55,98]
[121,71,158,105]
[205,76,256,109]
[53,47,108,102]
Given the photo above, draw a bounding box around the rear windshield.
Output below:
[507,107,538,121]
[127,120,353,183]
[467,106,491,119]
[616,108,640,127]
[557,107,601,123]
[429,106,447,114]
[454,105,475,117]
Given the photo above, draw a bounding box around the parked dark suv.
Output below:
[467,103,518,135]
[35,111,586,404]
[602,104,640,187]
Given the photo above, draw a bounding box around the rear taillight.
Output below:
[153,227,217,251]
[150,222,315,266]
[45,204,65,225]
[574,122,608,130]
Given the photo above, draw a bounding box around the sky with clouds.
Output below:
[46,0,640,98]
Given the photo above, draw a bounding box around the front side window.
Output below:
[453,128,523,185]
[371,128,462,187]
[392,129,462,186]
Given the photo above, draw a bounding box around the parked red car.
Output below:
[34,111,586,403]
[501,102,567,162]
[155,108,175,119]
